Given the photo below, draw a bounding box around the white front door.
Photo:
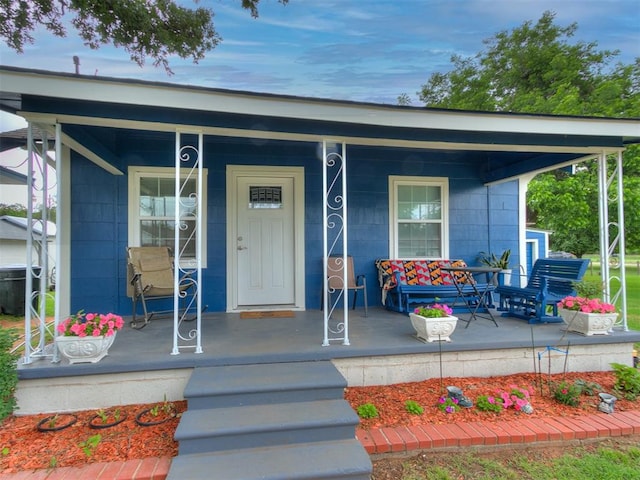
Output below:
[227,165,305,311]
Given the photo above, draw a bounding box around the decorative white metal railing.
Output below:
[172,131,204,354]
[322,141,349,346]
[597,150,628,331]
[22,122,59,364]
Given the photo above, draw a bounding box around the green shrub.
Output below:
[476,394,503,413]
[611,362,640,400]
[552,381,582,407]
[404,400,424,415]
[356,403,379,419]
[575,379,602,396]
[0,327,19,421]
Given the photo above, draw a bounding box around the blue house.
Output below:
[1,66,638,352]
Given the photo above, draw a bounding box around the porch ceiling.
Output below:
[1,66,639,184]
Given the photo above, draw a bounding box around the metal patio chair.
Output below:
[126,246,196,329]
[323,255,368,317]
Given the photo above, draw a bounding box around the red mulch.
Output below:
[1,371,638,473]
[345,371,638,430]
[0,401,186,474]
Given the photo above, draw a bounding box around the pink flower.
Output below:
[558,295,616,314]
[57,311,124,337]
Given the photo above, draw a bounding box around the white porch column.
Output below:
[23,122,60,364]
[171,131,203,354]
[597,150,628,331]
[322,141,349,346]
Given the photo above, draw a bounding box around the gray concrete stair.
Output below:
[176,398,358,454]
[167,361,372,480]
[168,440,372,480]
[184,361,347,409]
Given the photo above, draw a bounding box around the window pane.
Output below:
[140,220,196,257]
[249,186,283,209]
[397,185,441,220]
[139,177,197,217]
[398,223,441,257]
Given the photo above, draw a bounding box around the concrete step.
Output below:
[184,361,347,409]
[167,439,372,480]
[175,398,359,455]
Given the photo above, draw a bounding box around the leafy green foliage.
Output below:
[0,203,27,217]
[0,0,289,74]
[528,159,640,256]
[79,434,101,457]
[417,10,640,255]
[552,381,582,407]
[574,379,602,396]
[0,327,19,421]
[404,400,424,415]
[420,11,638,116]
[356,403,379,419]
[437,396,460,414]
[475,394,503,413]
[478,250,511,269]
[611,362,640,400]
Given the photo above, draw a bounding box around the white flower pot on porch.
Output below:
[55,333,117,364]
[409,313,458,343]
[559,308,617,336]
[498,269,512,286]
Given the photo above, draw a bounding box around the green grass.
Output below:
[582,266,640,333]
[376,439,640,479]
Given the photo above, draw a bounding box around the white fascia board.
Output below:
[16,111,625,156]
[2,69,639,139]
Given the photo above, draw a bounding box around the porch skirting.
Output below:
[15,369,192,416]
[15,342,634,415]
[332,342,632,387]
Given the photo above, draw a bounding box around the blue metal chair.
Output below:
[496,258,590,324]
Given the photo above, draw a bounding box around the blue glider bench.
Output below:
[496,258,590,324]
[375,259,495,314]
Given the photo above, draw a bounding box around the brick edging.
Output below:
[4,411,640,479]
[356,409,640,455]
[0,457,170,480]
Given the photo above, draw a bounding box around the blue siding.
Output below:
[526,229,550,272]
[69,138,520,315]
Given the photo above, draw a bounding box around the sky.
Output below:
[0,0,638,134]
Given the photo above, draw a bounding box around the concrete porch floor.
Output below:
[14,307,640,415]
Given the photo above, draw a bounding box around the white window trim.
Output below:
[128,166,208,266]
[388,175,449,259]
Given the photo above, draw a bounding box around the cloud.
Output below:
[0,0,637,105]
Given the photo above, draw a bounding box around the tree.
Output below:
[418,11,640,254]
[0,203,27,217]
[0,0,288,74]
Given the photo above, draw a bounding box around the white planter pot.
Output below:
[559,308,617,336]
[409,313,458,343]
[55,333,117,364]
[499,269,512,286]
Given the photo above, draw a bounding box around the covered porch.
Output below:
[15,307,640,415]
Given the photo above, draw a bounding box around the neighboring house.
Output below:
[0,165,28,185]
[0,215,56,274]
[525,228,551,274]
[0,66,637,324]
